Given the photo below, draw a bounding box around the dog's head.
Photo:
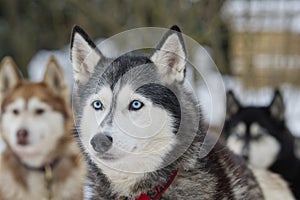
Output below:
[70,26,198,173]
[224,90,287,168]
[0,56,70,167]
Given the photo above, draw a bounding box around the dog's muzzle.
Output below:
[90,133,113,154]
[17,129,29,145]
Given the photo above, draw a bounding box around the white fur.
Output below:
[227,123,280,168]
[248,134,280,168]
[1,97,65,167]
[151,34,186,84]
[71,33,100,84]
[80,85,176,195]
[250,166,295,200]
[227,123,246,154]
[235,122,246,137]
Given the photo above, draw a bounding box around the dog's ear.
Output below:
[269,89,285,121]
[226,90,240,119]
[151,25,186,84]
[43,55,69,101]
[0,56,21,94]
[70,25,103,84]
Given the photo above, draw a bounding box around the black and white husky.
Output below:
[70,25,293,199]
[224,90,300,199]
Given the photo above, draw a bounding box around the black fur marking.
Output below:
[170,25,181,33]
[102,55,152,90]
[136,83,181,134]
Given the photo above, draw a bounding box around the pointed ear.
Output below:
[70,25,102,84]
[43,55,69,100]
[0,56,21,94]
[151,25,187,84]
[269,89,285,121]
[226,90,240,119]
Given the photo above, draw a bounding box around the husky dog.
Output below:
[224,90,300,199]
[0,56,86,200]
[69,24,297,199]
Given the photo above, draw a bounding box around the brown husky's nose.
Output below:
[17,129,28,145]
[90,134,113,154]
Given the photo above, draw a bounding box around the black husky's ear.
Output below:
[43,55,69,101]
[226,90,240,119]
[151,25,186,84]
[70,25,103,84]
[0,57,21,94]
[269,89,285,121]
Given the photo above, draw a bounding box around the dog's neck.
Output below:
[115,169,179,200]
[1,132,75,187]
[21,157,61,173]
[90,133,203,199]
[3,145,62,175]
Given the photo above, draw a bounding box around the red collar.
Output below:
[117,169,179,200]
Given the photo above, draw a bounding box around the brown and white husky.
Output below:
[0,56,86,200]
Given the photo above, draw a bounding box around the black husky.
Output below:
[224,90,300,199]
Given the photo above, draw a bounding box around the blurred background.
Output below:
[0,0,299,136]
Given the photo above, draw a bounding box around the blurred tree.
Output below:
[0,0,229,76]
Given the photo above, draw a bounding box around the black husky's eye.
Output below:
[92,100,103,111]
[129,100,144,111]
[234,132,244,140]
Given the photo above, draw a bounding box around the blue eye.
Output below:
[92,100,103,111]
[129,100,144,111]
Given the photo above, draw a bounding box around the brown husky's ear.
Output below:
[151,25,187,84]
[226,90,240,119]
[43,55,69,101]
[269,89,285,121]
[0,56,21,94]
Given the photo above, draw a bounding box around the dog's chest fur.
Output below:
[0,148,85,200]
[84,141,263,200]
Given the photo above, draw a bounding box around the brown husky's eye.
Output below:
[12,109,19,115]
[35,109,45,115]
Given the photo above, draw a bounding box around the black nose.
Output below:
[241,146,249,161]
[17,129,28,145]
[90,134,113,154]
[242,154,249,161]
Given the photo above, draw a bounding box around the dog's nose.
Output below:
[90,134,113,154]
[17,129,28,145]
[242,154,249,161]
[241,146,249,161]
